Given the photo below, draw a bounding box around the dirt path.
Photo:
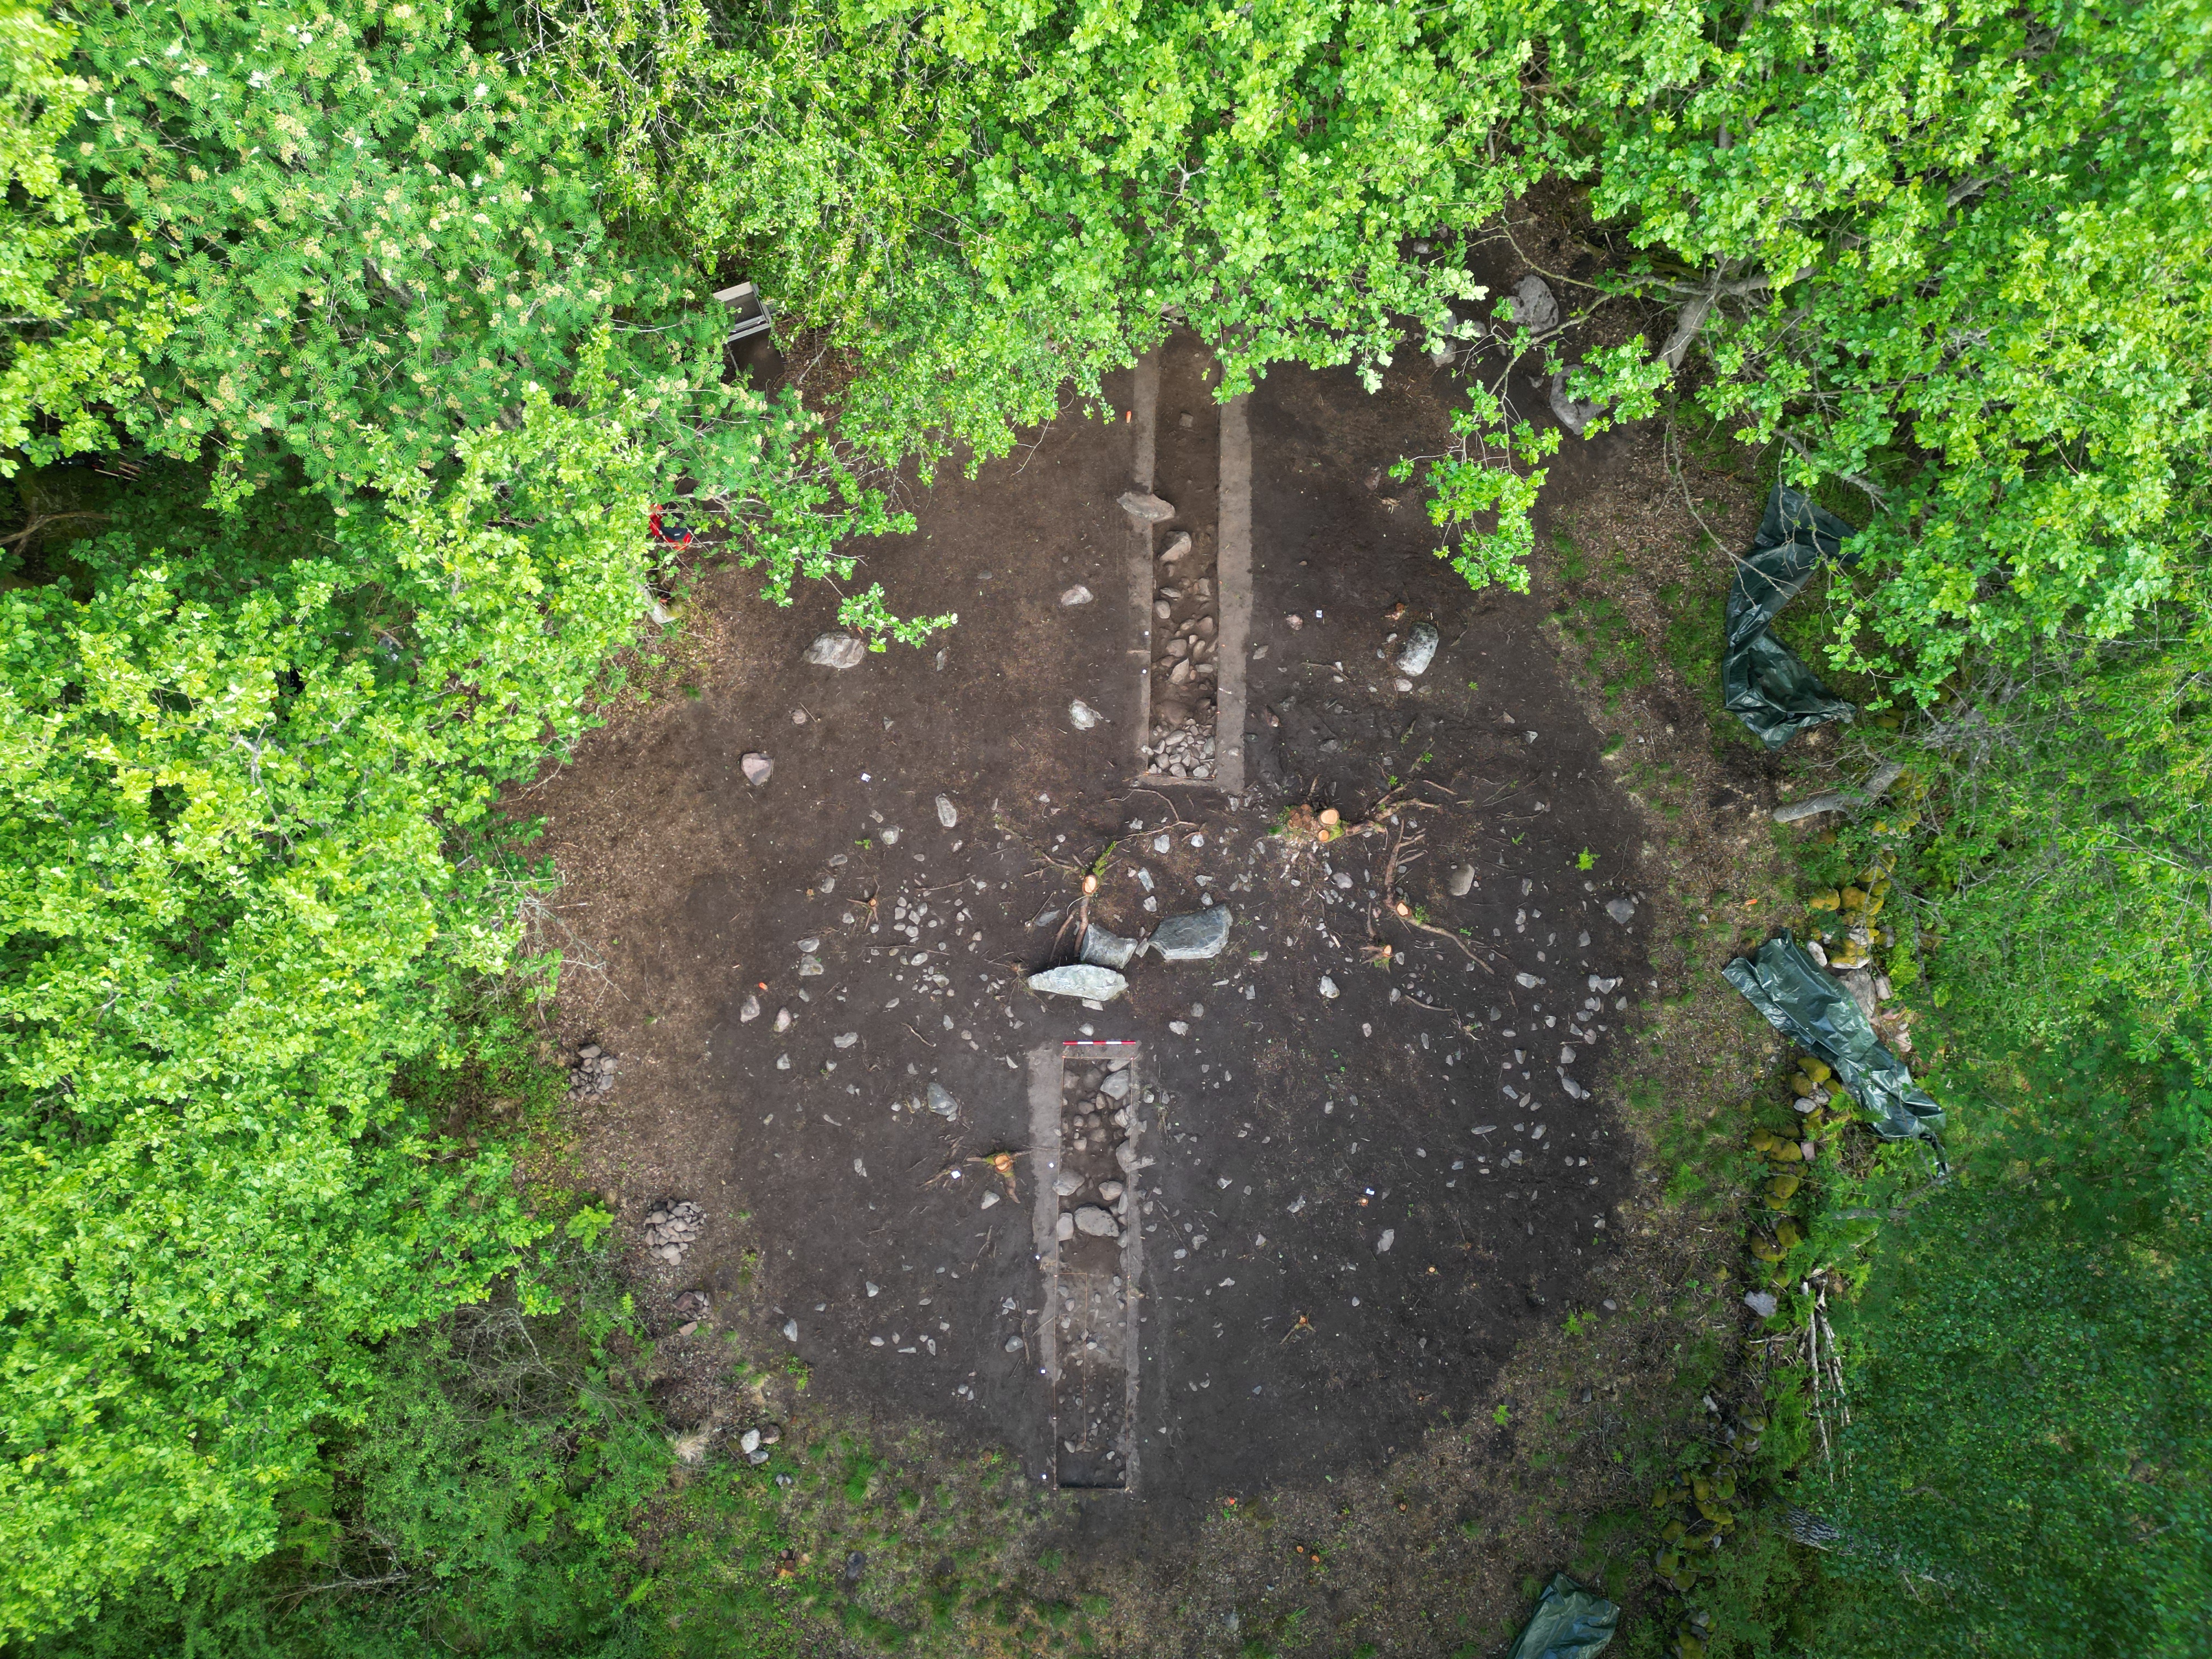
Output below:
[523,329,1728,1652]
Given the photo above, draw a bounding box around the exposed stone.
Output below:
[1318,975,1340,999]
[739,994,760,1023]
[1028,964,1128,1002]
[1509,274,1559,332]
[1072,1205,1119,1238]
[1448,865,1476,897]
[741,751,774,785]
[1148,907,1232,962]
[1605,896,1638,925]
[1069,699,1102,730]
[1743,1290,1779,1319]
[1100,1068,1131,1100]
[1159,531,1192,562]
[804,633,867,670]
[1053,1170,1084,1198]
[1515,972,1543,989]
[1118,490,1176,522]
[1054,1212,1076,1242]
[935,794,958,828]
[1080,924,1141,970]
[1838,967,1880,1023]
[927,1082,960,1121]
[1393,621,1440,676]
[1059,584,1094,607]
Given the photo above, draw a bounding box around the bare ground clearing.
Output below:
[520,302,1807,1654]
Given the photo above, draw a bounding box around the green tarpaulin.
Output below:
[1724,936,1944,1144]
[1504,1574,1619,1659]
[1723,486,1858,749]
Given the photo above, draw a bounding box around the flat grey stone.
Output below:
[1028,964,1128,1002]
[1515,972,1543,989]
[1069,698,1102,730]
[1605,896,1637,926]
[1080,925,1141,970]
[1158,531,1192,562]
[926,1082,960,1120]
[1118,490,1175,522]
[935,794,958,828]
[1060,584,1094,607]
[1100,1068,1131,1099]
[1449,864,1475,896]
[1004,1335,1025,1352]
[804,633,866,670]
[1743,1291,1779,1319]
[739,995,760,1023]
[1148,907,1232,962]
[1053,1170,1083,1198]
[741,752,773,785]
[1071,1205,1119,1238]
[1394,621,1440,676]
[1318,975,1340,999]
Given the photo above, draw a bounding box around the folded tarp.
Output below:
[1724,936,1944,1143]
[1723,486,1858,749]
[1504,1574,1620,1659]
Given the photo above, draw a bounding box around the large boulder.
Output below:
[1149,907,1232,962]
[1028,964,1129,1002]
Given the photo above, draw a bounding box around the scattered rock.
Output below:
[804,633,867,670]
[1448,865,1476,897]
[1393,621,1440,676]
[1149,907,1233,962]
[1605,896,1638,925]
[1029,964,1128,1002]
[1509,274,1559,332]
[1743,1290,1779,1319]
[1069,699,1102,730]
[673,1289,710,1319]
[1099,1180,1125,1202]
[1587,974,1622,993]
[1146,717,1216,777]
[739,994,760,1023]
[1514,972,1543,989]
[833,1031,858,1049]
[1004,1334,1025,1353]
[935,794,958,828]
[1376,1228,1396,1254]
[1558,1069,1589,1101]
[644,1200,705,1264]
[740,1428,762,1454]
[1100,1068,1131,1100]
[1053,1170,1084,1198]
[741,751,774,786]
[1079,925,1142,970]
[797,955,825,977]
[1159,531,1192,562]
[782,1318,799,1342]
[927,1082,960,1121]
[1060,584,1094,607]
[1118,490,1175,522]
[1318,975,1340,999]
[774,1007,793,1033]
[1072,1205,1119,1239]
[1054,1212,1075,1242]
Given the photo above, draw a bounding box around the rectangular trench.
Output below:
[1131,338,1248,795]
[1031,1040,1147,1492]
